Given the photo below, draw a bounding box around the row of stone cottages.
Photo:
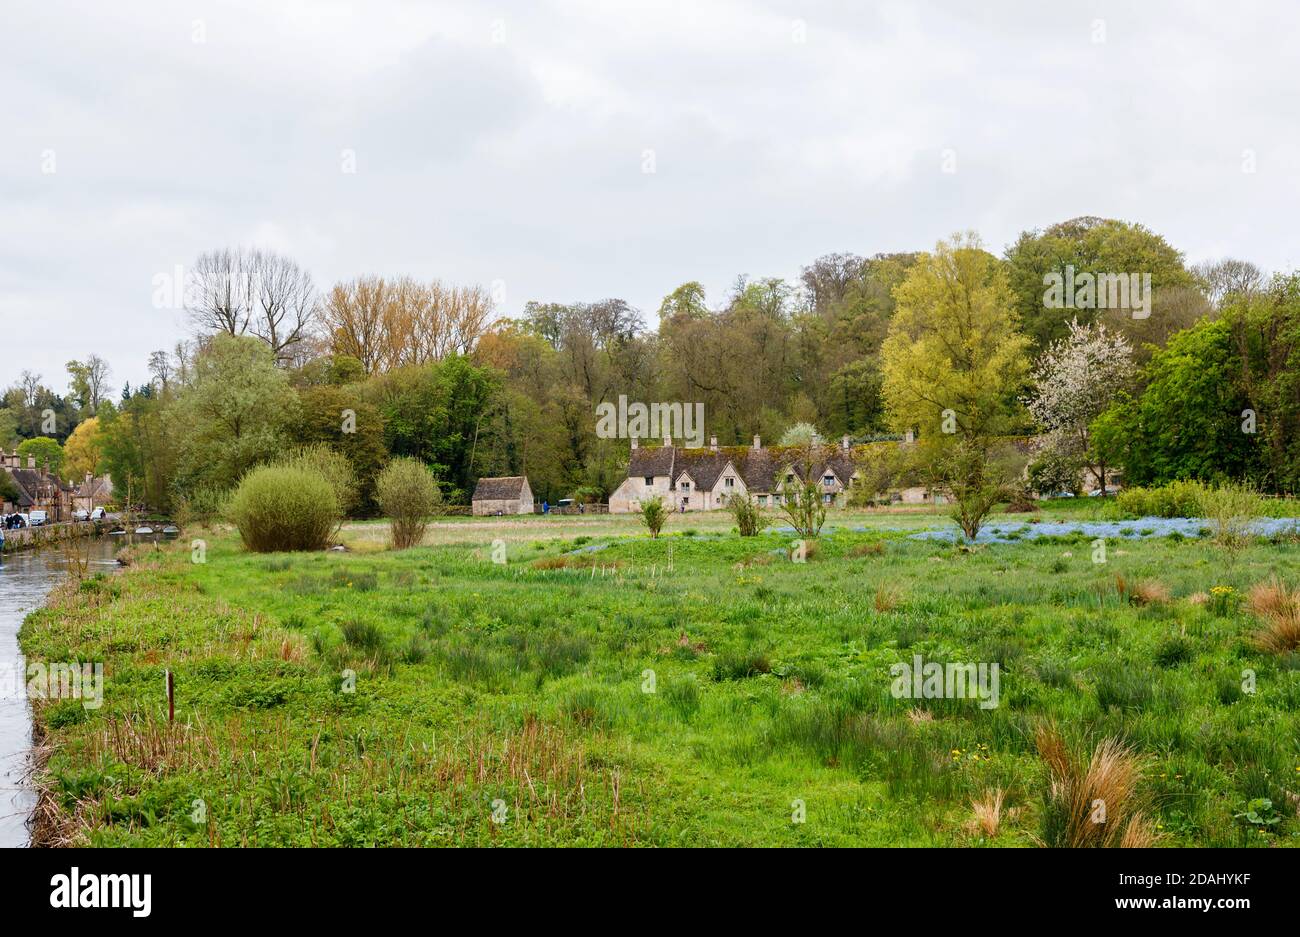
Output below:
[0,450,115,520]
[470,434,955,515]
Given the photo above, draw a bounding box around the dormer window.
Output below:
[786,474,795,484]
[724,477,734,488]
[681,482,691,491]
[823,474,835,486]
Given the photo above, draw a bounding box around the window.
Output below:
[681,482,691,491]
[823,474,835,486]
[644,476,653,486]
[724,476,734,488]
[786,474,795,484]
[758,495,768,506]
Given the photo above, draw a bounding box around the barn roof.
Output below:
[471,476,528,501]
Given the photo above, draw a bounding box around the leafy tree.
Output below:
[882,233,1032,439]
[1004,216,1197,353]
[1025,319,1134,493]
[17,437,64,477]
[172,334,299,493]
[376,457,442,549]
[1090,318,1256,486]
[63,416,106,481]
[638,495,667,538]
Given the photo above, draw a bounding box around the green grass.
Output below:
[19,517,1300,846]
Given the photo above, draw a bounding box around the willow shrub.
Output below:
[376,457,442,550]
[227,465,339,552]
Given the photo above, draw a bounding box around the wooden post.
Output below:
[165,669,174,724]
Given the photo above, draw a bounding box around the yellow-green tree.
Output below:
[881,233,1031,439]
[64,416,105,481]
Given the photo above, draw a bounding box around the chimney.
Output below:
[86,472,93,485]
[709,435,718,452]
[841,435,850,451]
[27,455,36,469]
[630,436,638,450]
[752,435,761,450]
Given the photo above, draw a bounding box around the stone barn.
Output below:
[471,476,535,515]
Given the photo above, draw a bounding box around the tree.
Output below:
[638,494,667,538]
[17,436,64,477]
[776,444,828,539]
[882,233,1032,439]
[66,355,113,416]
[1025,319,1134,494]
[1091,317,1256,487]
[188,247,318,364]
[1004,216,1197,353]
[779,422,820,446]
[172,334,299,493]
[376,457,443,549]
[64,417,105,481]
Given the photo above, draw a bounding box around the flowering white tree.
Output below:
[1026,319,1134,494]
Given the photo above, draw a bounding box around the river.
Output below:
[0,539,120,848]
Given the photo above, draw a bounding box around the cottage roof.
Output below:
[77,477,113,499]
[471,476,529,501]
[3,469,36,507]
[627,446,676,478]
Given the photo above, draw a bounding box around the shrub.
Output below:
[376,457,442,550]
[727,494,768,537]
[1197,481,1262,562]
[227,465,339,552]
[278,445,358,518]
[638,495,667,538]
[173,483,230,528]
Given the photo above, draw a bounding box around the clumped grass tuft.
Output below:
[1154,635,1194,668]
[1246,577,1300,653]
[662,676,701,719]
[969,787,1007,837]
[1035,725,1157,848]
[1094,664,1154,711]
[712,646,772,680]
[1128,579,1170,607]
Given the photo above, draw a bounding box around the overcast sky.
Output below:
[4,0,1299,394]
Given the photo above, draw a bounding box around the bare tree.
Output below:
[1193,258,1266,309]
[188,248,254,337]
[147,350,173,392]
[188,248,317,364]
[248,249,318,363]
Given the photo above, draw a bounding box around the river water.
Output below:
[0,539,120,848]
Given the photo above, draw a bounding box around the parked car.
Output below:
[74,509,89,521]
[28,510,48,526]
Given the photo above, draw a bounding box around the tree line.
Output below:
[1,216,1294,514]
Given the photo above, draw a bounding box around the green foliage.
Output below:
[638,495,667,538]
[375,457,442,550]
[172,334,299,495]
[17,436,64,477]
[173,484,230,528]
[726,493,768,537]
[226,465,339,552]
[278,445,359,519]
[1092,318,1257,487]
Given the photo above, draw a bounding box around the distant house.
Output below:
[609,435,863,513]
[471,476,535,515]
[1,451,74,520]
[74,474,115,513]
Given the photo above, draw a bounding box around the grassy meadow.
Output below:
[19,506,1300,846]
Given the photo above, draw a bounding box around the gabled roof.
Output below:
[76,476,113,499]
[471,476,529,501]
[3,468,35,507]
[628,446,675,478]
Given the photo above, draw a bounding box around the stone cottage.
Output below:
[471,476,535,515]
[608,435,863,513]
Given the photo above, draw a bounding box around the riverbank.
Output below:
[19,519,1300,846]
[0,539,120,847]
[0,522,107,556]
